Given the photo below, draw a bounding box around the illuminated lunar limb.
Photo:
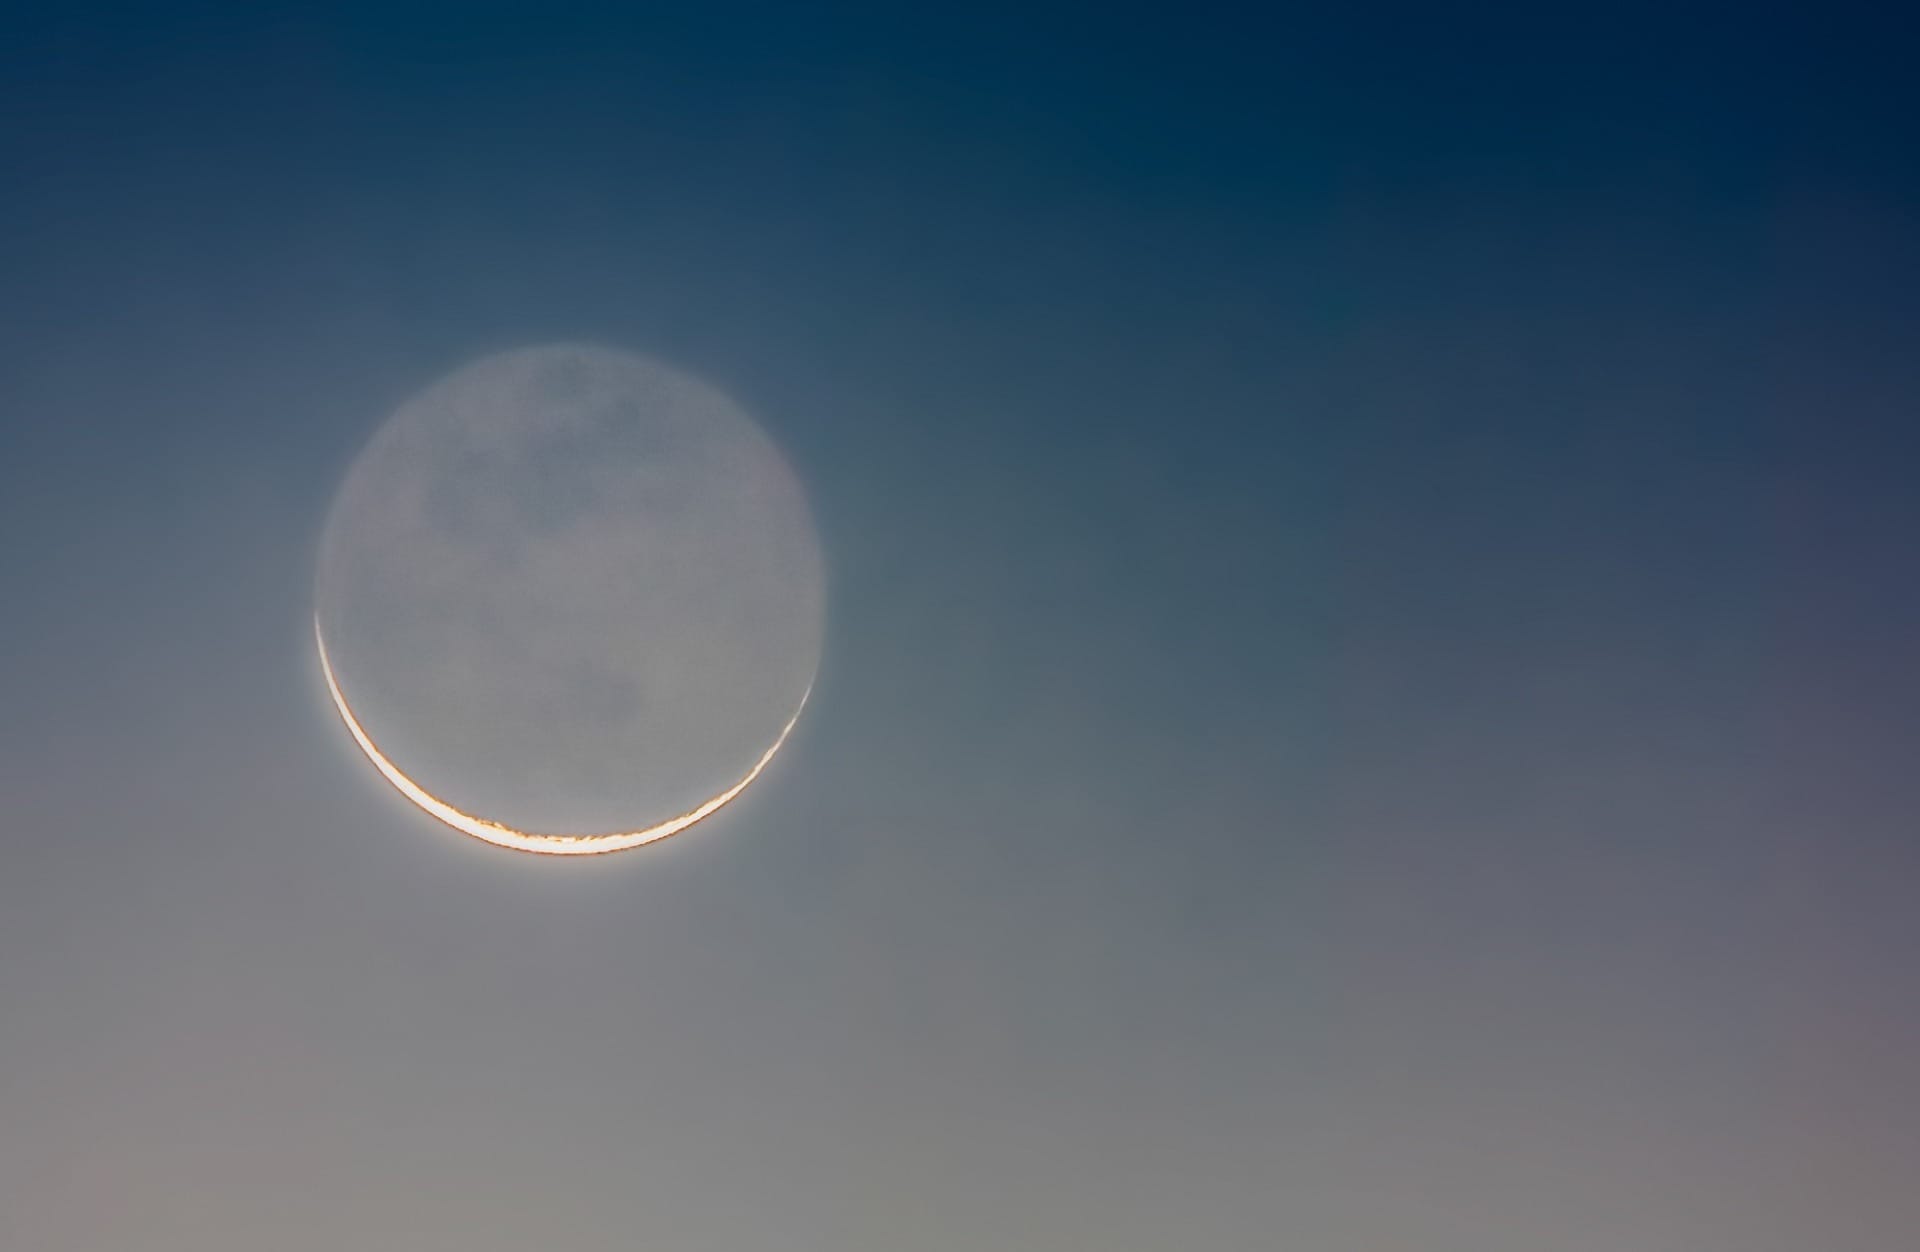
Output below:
[318,620,809,854]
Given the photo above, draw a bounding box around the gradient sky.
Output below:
[2,5,1917,1249]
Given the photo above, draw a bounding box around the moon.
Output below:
[314,344,825,854]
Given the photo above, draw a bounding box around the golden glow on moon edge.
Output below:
[316,618,809,855]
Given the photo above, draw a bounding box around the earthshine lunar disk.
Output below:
[314,345,825,854]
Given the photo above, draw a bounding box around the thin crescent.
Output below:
[315,617,811,855]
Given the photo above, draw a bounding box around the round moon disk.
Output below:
[314,345,825,854]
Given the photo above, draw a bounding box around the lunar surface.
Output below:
[314,345,825,852]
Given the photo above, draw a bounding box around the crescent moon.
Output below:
[316,617,810,855]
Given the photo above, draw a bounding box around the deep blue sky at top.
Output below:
[5,3,1916,484]
[6,1,1917,669]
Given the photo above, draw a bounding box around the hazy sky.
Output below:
[2,5,1917,1249]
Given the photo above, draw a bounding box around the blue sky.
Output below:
[1,4,1916,1248]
